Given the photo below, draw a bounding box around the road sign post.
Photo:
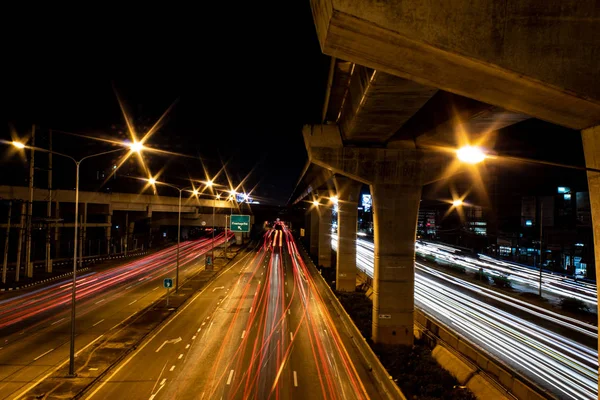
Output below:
[230,214,251,232]
[164,278,173,307]
[206,255,212,271]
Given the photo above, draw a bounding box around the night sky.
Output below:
[4,3,328,204]
[3,4,588,206]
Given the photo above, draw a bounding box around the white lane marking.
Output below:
[14,335,103,399]
[241,330,246,339]
[51,318,65,325]
[160,378,166,386]
[249,306,253,313]
[153,287,159,291]
[185,344,190,349]
[288,309,290,315]
[93,319,104,327]
[290,332,293,341]
[286,293,288,298]
[192,336,196,340]
[34,348,54,361]
[89,367,98,371]
[293,371,298,387]
[226,369,235,385]
[202,322,206,326]
[95,298,105,304]
[126,285,133,290]
[324,329,327,334]
[178,354,183,360]
[285,281,287,285]
[128,299,137,305]
[85,250,256,400]
[170,365,176,372]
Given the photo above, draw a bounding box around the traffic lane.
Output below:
[0,248,208,399]
[0,239,209,334]
[415,273,597,400]
[85,246,261,400]
[293,260,368,399]
[282,247,333,400]
[416,263,597,349]
[297,247,387,400]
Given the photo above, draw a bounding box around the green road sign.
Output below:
[230,214,251,232]
[163,278,173,289]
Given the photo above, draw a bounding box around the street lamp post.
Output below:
[147,179,210,293]
[10,140,137,377]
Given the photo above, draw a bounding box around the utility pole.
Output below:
[46,130,53,273]
[2,202,12,284]
[124,212,129,256]
[25,124,35,278]
[538,202,543,297]
[16,203,25,282]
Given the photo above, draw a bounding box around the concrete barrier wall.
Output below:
[414,309,557,400]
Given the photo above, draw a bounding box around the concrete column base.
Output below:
[334,176,362,292]
[371,182,422,345]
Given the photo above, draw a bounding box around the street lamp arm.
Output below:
[492,154,600,173]
[78,147,127,163]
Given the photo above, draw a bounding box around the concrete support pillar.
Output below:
[106,205,112,255]
[371,182,422,345]
[334,175,362,292]
[581,126,599,352]
[309,208,319,260]
[15,203,25,282]
[318,205,332,268]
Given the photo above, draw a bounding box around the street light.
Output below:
[452,199,463,207]
[10,140,135,377]
[456,145,600,173]
[312,200,320,207]
[457,146,486,164]
[129,141,144,153]
[147,178,212,292]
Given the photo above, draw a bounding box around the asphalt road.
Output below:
[85,228,386,400]
[0,234,229,400]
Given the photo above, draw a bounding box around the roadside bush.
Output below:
[560,297,590,314]
[492,275,512,289]
[474,268,490,283]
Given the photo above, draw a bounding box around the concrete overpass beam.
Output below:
[318,205,333,268]
[581,126,600,342]
[311,0,600,129]
[371,181,422,346]
[334,175,361,291]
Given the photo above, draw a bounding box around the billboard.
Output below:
[361,194,372,212]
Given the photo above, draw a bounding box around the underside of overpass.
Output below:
[293,0,600,346]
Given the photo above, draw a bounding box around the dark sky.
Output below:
[4,3,328,204]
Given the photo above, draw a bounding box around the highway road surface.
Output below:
[85,227,387,400]
[0,234,230,400]
[334,236,598,400]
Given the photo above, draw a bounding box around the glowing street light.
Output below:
[192,189,199,196]
[129,141,144,153]
[148,177,156,185]
[452,199,463,207]
[330,195,339,205]
[312,200,320,207]
[8,139,136,377]
[205,180,214,188]
[457,146,486,164]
